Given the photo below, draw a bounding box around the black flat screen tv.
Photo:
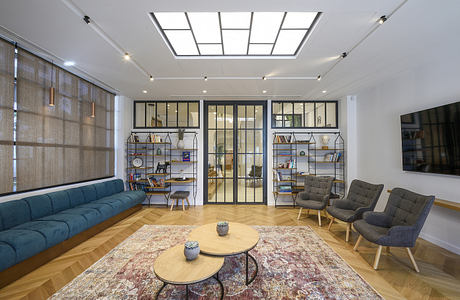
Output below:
[401,101,460,176]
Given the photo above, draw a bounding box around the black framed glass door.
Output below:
[204,102,267,204]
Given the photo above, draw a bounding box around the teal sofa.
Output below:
[0,179,145,274]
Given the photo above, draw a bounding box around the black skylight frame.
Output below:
[150,12,322,57]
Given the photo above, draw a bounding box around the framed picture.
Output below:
[182,151,191,162]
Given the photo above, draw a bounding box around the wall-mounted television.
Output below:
[401,101,460,176]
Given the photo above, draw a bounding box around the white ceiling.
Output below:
[0,0,459,100]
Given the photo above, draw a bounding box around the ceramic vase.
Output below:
[216,221,229,236]
[184,241,200,261]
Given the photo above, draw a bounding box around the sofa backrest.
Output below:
[347,179,384,210]
[0,199,31,230]
[94,182,111,199]
[304,176,334,201]
[47,190,71,213]
[385,188,435,230]
[23,195,53,220]
[80,184,97,203]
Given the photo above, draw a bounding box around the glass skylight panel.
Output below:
[220,12,251,29]
[248,44,273,55]
[222,30,249,55]
[164,30,198,55]
[154,12,189,29]
[188,12,221,43]
[151,11,320,57]
[282,12,318,29]
[199,44,223,55]
[250,12,284,43]
[272,30,307,55]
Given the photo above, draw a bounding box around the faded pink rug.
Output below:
[50,225,382,299]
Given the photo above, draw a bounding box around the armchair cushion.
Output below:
[353,219,390,244]
[332,199,353,210]
[296,199,326,210]
[326,206,356,222]
[363,211,392,227]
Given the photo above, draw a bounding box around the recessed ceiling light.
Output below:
[63,61,75,67]
[262,76,267,80]
[202,90,207,93]
[204,76,208,81]
[378,15,387,24]
[142,90,147,94]
[150,75,154,81]
[317,75,321,81]
[322,90,327,93]
[151,11,319,57]
[262,90,267,94]
[124,53,130,60]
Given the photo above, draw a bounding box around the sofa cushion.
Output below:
[80,185,97,203]
[0,242,16,271]
[67,188,87,207]
[60,207,103,227]
[113,179,124,193]
[13,221,69,248]
[118,191,146,204]
[23,195,53,220]
[78,203,114,219]
[94,182,110,199]
[47,191,71,213]
[92,198,127,215]
[38,213,89,237]
[0,229,47,263]
[104,180,117,196]
[0,200,31,230]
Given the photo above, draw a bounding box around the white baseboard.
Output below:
[419,232,460,255]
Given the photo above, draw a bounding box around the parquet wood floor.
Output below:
[1,205,459,299]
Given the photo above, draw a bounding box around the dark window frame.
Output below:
[271,100,338,129]
[133,100,200,129]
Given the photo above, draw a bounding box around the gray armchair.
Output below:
[353,188,435,272]
[296,176,334,226]
[326,179,384,242]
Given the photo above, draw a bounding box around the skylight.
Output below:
[150,12,320,57]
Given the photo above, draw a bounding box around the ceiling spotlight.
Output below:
[378,15,387,24]
[317,75,321,81]
[204,76,208,81]
[262,90,267,94]
[149,75,154,82]
[83,15,91,24]
[202,90,207,94]
[341,52,347,58]
[142,90,147,94]
[63,61,75,67]
[262,76,267,80]
[123,53,130,60]
[322,90,327,93]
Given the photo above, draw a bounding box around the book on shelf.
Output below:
[274,135,292,143]
[323,152,343,162]
[273,170,283,181]
[146,133,163,143]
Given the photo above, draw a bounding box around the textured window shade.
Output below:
[16,48,114,192]
[0,39,14,194]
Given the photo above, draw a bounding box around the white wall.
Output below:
[355,58,460,254]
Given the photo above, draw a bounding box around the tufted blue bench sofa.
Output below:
[0,179,145,287]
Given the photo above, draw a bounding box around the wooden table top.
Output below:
[153,244,224,285]
[188,222,259,256]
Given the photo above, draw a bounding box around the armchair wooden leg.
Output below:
[327,217,335,231]
[346,223,351,242]
[373,245,383,270]
[385,246,390,253]
[406,248,420,272]
[317,210,322,226]
[307,209,310,216]
[297,207,303,220]
[182,199,185,211]
[170,200,174,211]
[353,235,363,251]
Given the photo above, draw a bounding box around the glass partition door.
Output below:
[205,102,266,204]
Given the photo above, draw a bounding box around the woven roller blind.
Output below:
[16,48,114,192]
[0,39,14,194]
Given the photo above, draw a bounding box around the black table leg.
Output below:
[214,273,224,300]
[155,282,167,300]
[245,251,259,285]
[186,284,189,299]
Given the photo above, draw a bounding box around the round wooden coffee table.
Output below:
[188,222,260,285]
[154,244,224,299]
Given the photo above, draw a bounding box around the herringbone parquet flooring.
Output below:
[1,205,459,300]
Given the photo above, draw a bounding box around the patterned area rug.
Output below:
[50,225,382,299]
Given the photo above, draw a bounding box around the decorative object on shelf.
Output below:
[184,241,200,261]
[177,129,185,149]
[182,151,190,162]
[156,147,162,155]
[128,133,139,143]
[321,135,330,149]
[132,157,143,168]
[216,221,229,236]
[155,162,169,174]
[299,150,306,156]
